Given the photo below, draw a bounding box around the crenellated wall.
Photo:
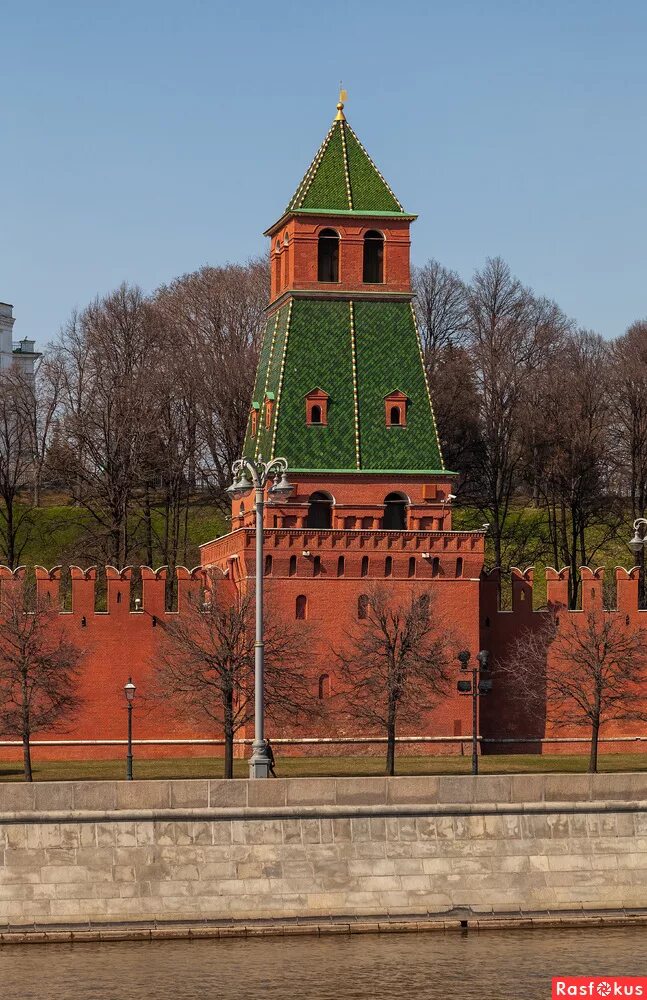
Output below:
[0,559,646,761]
[480,566,647,753]
[0,566,208,762]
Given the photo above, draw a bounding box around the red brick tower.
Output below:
[201,96,485,749]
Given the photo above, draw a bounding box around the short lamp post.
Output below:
[124,678,136,781]
[456,650,492,776]
[226,454,294,779]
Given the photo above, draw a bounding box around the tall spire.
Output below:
[281,101,406,217]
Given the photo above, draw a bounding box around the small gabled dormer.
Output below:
[264,392,275,429]
[305,388,330,426]
[249,401,260,436]
[384,390,409,427]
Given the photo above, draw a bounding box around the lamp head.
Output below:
[476,649,490,671]
[269,472,294,500]
[457,650,471,670]
[628,530,645,555]
[227,473,253,501]
[124,678,136,702]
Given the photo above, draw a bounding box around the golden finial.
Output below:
[335,85,347,121]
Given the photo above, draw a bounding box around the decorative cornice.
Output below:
[265,209,417,237]
[266,289,413,315]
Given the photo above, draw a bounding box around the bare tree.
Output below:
[0,370,41,567]
[9,357,64,508]
[609,320,647,606]
[335,588,452,775]
[466,258,567,570]
[154,573,315,777]
[52,285,158,564]
[154,261,268,509]
[426,344,482,488]
[534,331,615,607]
[413,259,469,372]
[0,581,83,780]
[500,610,647,772]
[137,305,201,602]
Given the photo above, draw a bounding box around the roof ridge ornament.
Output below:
[335,86,347,121]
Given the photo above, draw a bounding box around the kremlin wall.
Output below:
[0,559,645,762]
[2,101,645,764]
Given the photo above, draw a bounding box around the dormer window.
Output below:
[384,390,409,427]
[305,388,329,426]
[363,230,384,283]
[264,393,275,429]
[250,403,259,436]
[318,229,339,282]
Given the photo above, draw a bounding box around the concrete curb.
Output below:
[1,911,647,946]
[1,798,646,825]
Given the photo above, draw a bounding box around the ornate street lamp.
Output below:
[226,455,294,778]
[124,678,136,781]
[628,518,647,555]
[628,518,647,609]
[456,649,491,776]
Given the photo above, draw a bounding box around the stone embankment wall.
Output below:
[0,774,646,930]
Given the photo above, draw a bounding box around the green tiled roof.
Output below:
[285,118,404,215]
[244,298,444,473]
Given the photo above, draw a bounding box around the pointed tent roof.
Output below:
[279,100,410,220]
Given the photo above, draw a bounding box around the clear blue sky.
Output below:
[2,0,646,345]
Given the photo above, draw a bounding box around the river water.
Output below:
[0,928,644,1000]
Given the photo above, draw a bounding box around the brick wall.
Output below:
[0,560,645,762]
[481,566,647,753]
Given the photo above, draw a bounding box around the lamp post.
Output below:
[124,678,136,781]
[628,518,647,609]
[456,649,492,776]
[227,454,294,778]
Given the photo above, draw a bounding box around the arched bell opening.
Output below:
[318,229,339,282]
[383,491,409,531]
[305,491,334,529]
[363,230,384,283]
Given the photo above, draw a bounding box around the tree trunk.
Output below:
[588,717,600,774]
[21,670,32,781]
[224,690,234,779]
[22,733,33,782]
[386,720,396,776]
[6,499,15,569]
[568,507,579,610]
[224,733,234,779]
[143,487,154,568]
[32,463,41,508]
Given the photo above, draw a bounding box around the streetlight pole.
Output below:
[457,650,491,775]
[227,454,294,779]
[124,678,136,781]
[628,519,647,609]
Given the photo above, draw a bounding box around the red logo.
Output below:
[552,979,647,998]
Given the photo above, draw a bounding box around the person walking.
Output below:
[266,738,277,777]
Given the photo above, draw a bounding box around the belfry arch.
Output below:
[383,492,409,530]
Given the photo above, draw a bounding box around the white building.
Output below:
[0,302,40,377]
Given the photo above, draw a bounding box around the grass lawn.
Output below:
[1,753,647,781]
